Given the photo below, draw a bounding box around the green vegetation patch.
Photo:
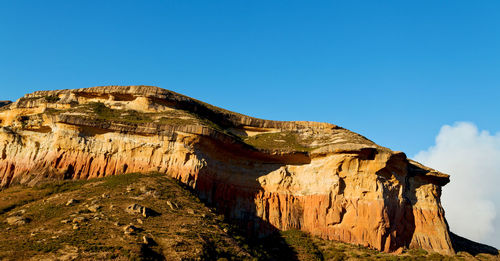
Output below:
[44,95,60,103]
[19,96,42,103]
[28,202,66,220]
[244,131,313,152]
[83,102,217,129]
[157,116,198,126]
[100,172,153,189]
[281,229,323,261]
[44,108,62,115]
[35,179,88,195]
[87,102,153,124]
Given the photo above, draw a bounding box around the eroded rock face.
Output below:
[0,86,454,254]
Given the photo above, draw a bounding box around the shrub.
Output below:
[44,95,60,103]
[18,115,29,128]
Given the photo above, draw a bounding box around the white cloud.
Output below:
[414,122,500,248]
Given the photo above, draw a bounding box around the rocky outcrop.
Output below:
[0,101,11,108]
[0,85,462,254]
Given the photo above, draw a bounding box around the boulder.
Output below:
[72,216,87,223]
[66,199,78,206]
[87,205,101,213]
[123,224,138,235]
[125,203,150,218]
[6,216,28,225]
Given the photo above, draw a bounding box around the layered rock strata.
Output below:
[0,86,454,254]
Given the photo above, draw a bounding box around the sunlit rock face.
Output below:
[0,86,454,254]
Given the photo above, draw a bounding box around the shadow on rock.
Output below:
[450,232,499,256]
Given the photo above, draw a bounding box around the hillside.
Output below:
[0,85,497,257]
[1,173,248,260]
[1,172,498,261]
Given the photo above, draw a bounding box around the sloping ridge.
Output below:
[0,85,496,256]
[28,85,340,130]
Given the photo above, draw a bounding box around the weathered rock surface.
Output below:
[0,85,476,254]
[88,204,101,213]
[72,216,87,223]
[126,203,150,217]
[66,198,78,206]
[123,224,138,235]
[6,215,29,225]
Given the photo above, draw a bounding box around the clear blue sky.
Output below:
[1,1,499,156]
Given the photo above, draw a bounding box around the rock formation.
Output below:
[0,85,467,254]
[0,101,12,108]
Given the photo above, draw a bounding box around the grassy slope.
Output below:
[0,173,252,260]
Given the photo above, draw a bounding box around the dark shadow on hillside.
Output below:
[139,242,165,261]
[245,231,302,261]
[145,208,162,217]
[219,225,302,261]
[450,232,499,256]
[181,175,300,260]
[181,139,304,260]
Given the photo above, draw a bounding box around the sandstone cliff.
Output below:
[0,85,468,255]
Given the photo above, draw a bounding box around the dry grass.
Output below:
[0,173,251,260]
